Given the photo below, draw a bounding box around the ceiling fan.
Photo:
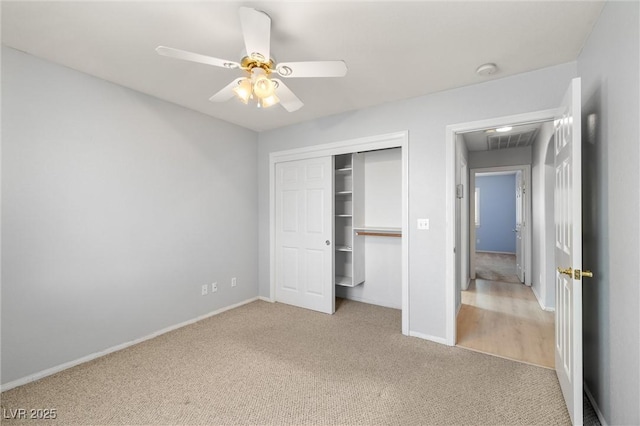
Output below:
[156,7,348,112]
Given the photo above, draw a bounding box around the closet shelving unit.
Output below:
[334,153,365,287]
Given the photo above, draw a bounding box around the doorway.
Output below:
[446,114,557,368]
[460,163,554,368]
[469,165,532,287]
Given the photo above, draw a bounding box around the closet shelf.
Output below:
[335,167,353,173]
[336,191,353,196]
[336,214,353,218]
[336,245,352,252]
[335,275,363,287]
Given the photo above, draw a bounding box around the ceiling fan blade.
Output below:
[239,7,271,62]
[276,61,348,78]
[209,78,243,102]
[273,79,304,112]
[156,46,240,69]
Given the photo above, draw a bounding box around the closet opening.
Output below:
[333,148,402,310]
[269,132,409,334]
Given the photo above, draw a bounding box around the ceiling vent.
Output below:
[487,129,539,150]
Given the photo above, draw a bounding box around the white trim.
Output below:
[269,131,410,335]
[531,284,555,312]
[584,382,608,426]
[409,330,448,345]
[268,132,407,164]
[474,187,481,228]
[461,277,471,292]
[475,250,517,255]
[445,109,558,346]
[258,296,275,303]
[476,171,518,177]
[1,297,259,392]
[336,294,400,310]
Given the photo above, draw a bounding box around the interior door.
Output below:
[554,77,583,425]
[275,156,335,314]
[515,170,525,283]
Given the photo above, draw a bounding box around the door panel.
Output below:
[554,78,583,425]
[305,249,325,295]
[275,157,334,314]
[281,247,299,291]
[306,189,324,233]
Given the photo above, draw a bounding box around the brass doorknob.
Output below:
[557,267,573,276]
[558,267,594,279]
[575,269,594,279]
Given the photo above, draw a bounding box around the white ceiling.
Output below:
[1,1,604,132]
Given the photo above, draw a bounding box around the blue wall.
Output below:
[476,174,516,253]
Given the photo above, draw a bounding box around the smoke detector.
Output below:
[476,63,498,76]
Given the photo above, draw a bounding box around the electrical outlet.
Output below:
[417,218,430,230]
[212,282,218,293]
[201,284,208,296]
[231,277,237,287]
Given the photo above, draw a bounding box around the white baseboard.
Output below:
[258,296,275,303]
[461,277,471,291]
[475,250,516,255]
[1,297,259,392]
[409,330,448,345]
[531,285,555,312]
[336,293,401,310]
[584,382,608,426]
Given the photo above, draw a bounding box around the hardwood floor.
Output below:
[457,273,555,369]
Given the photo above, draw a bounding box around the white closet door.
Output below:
[275,157,335,314]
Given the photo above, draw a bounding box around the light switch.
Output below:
[417,218,430,230]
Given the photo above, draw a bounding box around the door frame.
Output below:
[269,131,410,334]
[469,165,532,286]
[444,109,557,345]
[459,158,470,292]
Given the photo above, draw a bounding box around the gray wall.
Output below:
[258,62,577,339]
[468,146,532,169]
[531,121,555,310]
[1,48,259,385]
[578,1,640,424]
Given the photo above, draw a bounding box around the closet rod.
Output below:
[355,231,402,238]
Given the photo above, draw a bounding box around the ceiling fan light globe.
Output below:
[254,75,276,99]
[233,78,252,104]
[261,93,280,108]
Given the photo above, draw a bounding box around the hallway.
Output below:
[457,253,554,368]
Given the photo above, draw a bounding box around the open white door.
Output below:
[554,78,588,425]
[515,170,525,283]
[275,157,335,314]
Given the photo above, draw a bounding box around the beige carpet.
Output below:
[1,299,570,425]
[475,252,521,284]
